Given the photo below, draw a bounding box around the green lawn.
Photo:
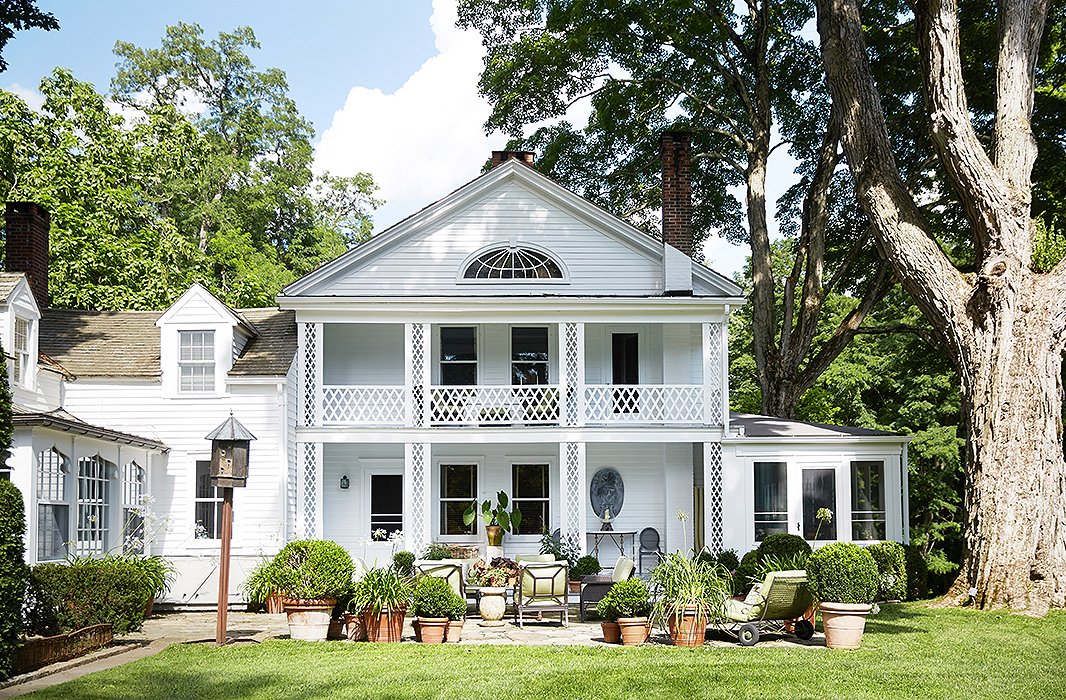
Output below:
[27,604,1066,700]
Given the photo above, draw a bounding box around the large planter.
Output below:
[266,594,286,614]
[485,525,504,547]
[445,619,465,643]
[363,606,407,643]
[666,606,707,647]
[284,598,337,641]
[819,602,872,650]
[618,617,651,646]
[600,621,621,644]
[418,617,448,644]
[478,586,507,624]
[344,612,367,641]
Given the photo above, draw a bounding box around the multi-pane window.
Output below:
[37,447,68,561]
[511,327,549,385]
[512,463,549,535]
[123,461,146,553]
[76,455,111,555]
[440,327,477,385]
[440,464,476,536]
[13,317,30,386]
[370,474,403,537]
[179,331,215,392]
[194,460,222,539]
[754,462,788,542]
[463,247,563,279]
[851,461,887,540]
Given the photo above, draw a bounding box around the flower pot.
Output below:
[478,586,507,623]
[266,594,286,614]
[344,612,367,641]
[418,617,448,644]
[569,580,582,594]
[485,525,504,547]
[327,618,345,640]
[363,606,407,643]
[144,597,155,619]
[618,617,650,646]
[819,602,872,650]
[600,621,621,644]
[412,617,421,642]
[284,598,337,641]
[445,618,464,643]
[666,606,707,647]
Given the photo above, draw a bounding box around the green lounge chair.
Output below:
[514,562,569,628]
[722,569,815,646]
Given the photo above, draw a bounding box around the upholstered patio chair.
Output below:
[414,560,466,600]
[514,553,555,565]
[637,527,662,573]
[721,569,815,646]
[579,556,635,621]
[514,561,569,628]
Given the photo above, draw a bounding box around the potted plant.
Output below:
[594,588,621,643]
[271,540,355,641]
[651,552,729,647]
[352,567,413,642]
[607,579,652,645]
[412,577,463,644]
[243,557,286,614]
[806,542,880,649]
[463,491,523,547]
[444,592,467,643]
[126,554,173,618]
[569,555,602,593]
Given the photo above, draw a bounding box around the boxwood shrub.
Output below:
[393,550,415,577]
[0,480,28,680]
[732,549,760,595]
[25,557,150,636]
[272,540,354,601]
[600,578,650,619]
[757,534,812,563]
[807,542,879,604]
[411,576,460,618]
[570,555,602,580]
[866,541,907,602]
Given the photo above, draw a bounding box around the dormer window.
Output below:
[462,246,564,280]
[12,317,30,386]
[179,330,215,393]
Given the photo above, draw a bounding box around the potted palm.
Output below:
[412,577,463,644]
[463,491,522,547]
[352,567,413,642]
[806,542,880,649]
[271,540,355,641]
[651,552,729,647]
[608,579,652,646]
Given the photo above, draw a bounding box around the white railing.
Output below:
[322,385,407,425]
[583,384,706,425]
[429,385,561,426]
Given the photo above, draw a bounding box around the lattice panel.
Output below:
[563,442,583,552]
[707,442,724,553]
[411,324,426,428]
[705,321,726,426]
[322,386,407,424]
[301,323,318,426]
[563,322,580,425]
[429,385,560,425]
[408,443,429,553]
[302,442,318,538]
[583,385,705,424]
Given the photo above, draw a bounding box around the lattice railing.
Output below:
[322,386,407,425]
[583,385,711,424]
[429,385,561,425]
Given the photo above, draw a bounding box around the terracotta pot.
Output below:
[600,621,621,644]
[618,617,650,646]
[819,602,872,650]
[569,581,582,594]
[486,525,504,547]
[418,617,448,644]
[343,612,367,641]
[445,619,464,643]
[144,597,155,619]
[412,618,421,642]
[327,618,345,640]
[266,594,286,614]
[783,604,817,633]
[284,598,337,642]
[362,606,407,643]
[667,606,707,647]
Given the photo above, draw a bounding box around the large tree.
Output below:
[0,0,57,73]
[816,0,1066,612]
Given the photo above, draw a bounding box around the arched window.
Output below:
[123,461,146,553]
[76,455,112,555]
[462,246,564,280]
[37,447,69,561]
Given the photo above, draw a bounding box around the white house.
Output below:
[2,136,909,607]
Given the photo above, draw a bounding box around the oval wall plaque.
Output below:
[590,467,624,520]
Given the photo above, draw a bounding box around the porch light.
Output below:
[340,474,350,490]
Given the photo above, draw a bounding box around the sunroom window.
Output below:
[463,246,563,280]
[76,455,111,556]
[37,447,69,561]
[440,464,477,536]
[851,461,886,540]
[754,462,788,542]
[512,463,549,535]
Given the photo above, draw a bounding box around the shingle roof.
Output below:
[39,307,296,379]
[12,405,168,451]
[0,272,25,304]
[728,412,903,439]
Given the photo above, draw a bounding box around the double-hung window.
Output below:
[440,327,477,385]
[194,460,222,539]
[179,331,215,393]
[512,463,549,535]
[76,455,111,555]
[37,447,69,561]
[851,461,886,540]
[754,461,788,542]
[13,317,30,386]
[511,327,549,385]
[123,461,146,553]
[440,464,477,536]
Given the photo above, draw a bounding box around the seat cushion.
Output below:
[515,554,556,564]
[724,597,755,623]
[611,556,635,583]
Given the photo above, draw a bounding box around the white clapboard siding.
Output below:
[316,180,665,296]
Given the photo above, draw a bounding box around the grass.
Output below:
[26,604,1066,700]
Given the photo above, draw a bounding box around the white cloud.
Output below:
[4,83,44,111]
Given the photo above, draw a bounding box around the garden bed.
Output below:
[15,624,113,673]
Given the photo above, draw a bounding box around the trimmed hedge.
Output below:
[25,558,149,636]
[904,544,930,601]
[757,534,812,563]
[807,542,879,604]
[0,480,28,680]
[599,578,650,620]
[570,555,601,580]
[733,549,760,595]
[867,542,907,602]
[273,540,354,601]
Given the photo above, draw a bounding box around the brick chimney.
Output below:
[661,131,693,295]
[491,150,536,168]
[4,202,50,308]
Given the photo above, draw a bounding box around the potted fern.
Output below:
[352,567,413,642]
[807,542,879,649]
[271,540,355,641]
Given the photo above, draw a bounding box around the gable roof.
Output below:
[0,273,24,305]
[281,160,744,299]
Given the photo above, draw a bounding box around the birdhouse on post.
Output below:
[205,414,256,488]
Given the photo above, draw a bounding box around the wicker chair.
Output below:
[637,527,662,572]
[513,562,569,628]
[721,569,815,646]
[579,556,635,621]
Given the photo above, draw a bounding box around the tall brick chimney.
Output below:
[660,131,693,295]
[491,150,536,168]
[4,202,50,307]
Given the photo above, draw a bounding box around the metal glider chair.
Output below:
[721,569,815,646]
[514,561,569,628]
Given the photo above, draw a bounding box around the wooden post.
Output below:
[215,487,234,645]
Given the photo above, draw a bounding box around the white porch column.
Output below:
[298,442,323,539]
[702,321,726,427]
[902,443,911,544]
[405,323,431,428]
[298,321,323,427]
[702,442,724,554]
[404,442,431,554]
[560,441,587,555]
[559,322,585,426]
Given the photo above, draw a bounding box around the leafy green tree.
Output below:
[0,0,57,73]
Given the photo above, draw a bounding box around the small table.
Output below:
[588,530,637,562]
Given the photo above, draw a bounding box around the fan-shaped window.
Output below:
[463,246,564,280]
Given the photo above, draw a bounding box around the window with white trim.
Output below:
[851,460,887,540]
[13,317,30,386]
[37,447,69,561]
[512,463,549,535]
[122,461,146,553]
[754,462,788,542]
[76,455,111,555]
[511,327,549,385]
[463,246,563,280]
[440,464,477,536]
[179,331,215,392]
[194,460,222,539]
[440,327,477,385]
